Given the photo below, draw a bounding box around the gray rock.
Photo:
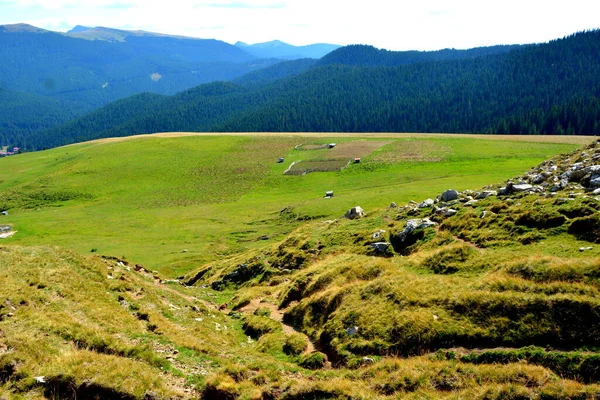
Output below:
[444,209,458,217]
[529,174,545,184]
[395,218,437,243]
[345,206,366,220]
[362,356,375,364]
[441,189,459,202]
[464,200,479,207]
[370,242,391,253]
[346,326,359,335]
[418,199,434,208]
[390,202,397,208]
[580,247,593,252]
[512,184,533,192]
[480,210,495,219]
[555,198,575,205]
[372,230,386,240]
[476,190,497,199]
[498,187,509,196]
[593,188,600,195]
[589,177,600,188]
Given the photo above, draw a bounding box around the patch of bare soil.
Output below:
[370,139,451,163]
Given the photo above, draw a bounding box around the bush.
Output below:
[283,333,308,356]
[253,307,271,317]
[568,215,600,243]
[515,209,567,229]
[299,352,328,370]
[242,315,280,338]
[421,244,475,274]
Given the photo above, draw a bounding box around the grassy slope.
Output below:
[2,134,600,399]
[0,135,589,277]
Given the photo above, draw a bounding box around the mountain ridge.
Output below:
[23,30,600,150]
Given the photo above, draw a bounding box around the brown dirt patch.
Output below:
[371,139,451,163]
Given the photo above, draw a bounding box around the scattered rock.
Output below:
[464,200,479,207]
[476,190,497,199]
[580,247,593,252]
[389,202,397,208]
[444,209,457,217]
[394,218,437,244]
[372,230,386,240]
[418,199,434,208]
[345,206,366,220]
[370,242,391,253]
[441,189,459,202]
[362,357,375,364]
[346,326,359,335]
[512,183,533,192]
[555,198,575,205]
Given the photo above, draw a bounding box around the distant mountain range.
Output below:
[0,23,340,146]
[19,30,600,150]
[3,26,600,150]
[235,40,340,60]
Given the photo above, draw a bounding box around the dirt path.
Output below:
[241,297,316,354]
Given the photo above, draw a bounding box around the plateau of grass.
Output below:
[2,134,600,399]
[0,134,587,277]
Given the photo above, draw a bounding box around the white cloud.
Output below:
[1,0,599,49]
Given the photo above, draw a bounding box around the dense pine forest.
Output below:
[4,30,600,150]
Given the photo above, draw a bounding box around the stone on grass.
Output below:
[418,199,434,208]
[441,189,459,202]
[512,184,533,192]
[476,190,497,199]
[345,206,366,220]
[370,242,391,253]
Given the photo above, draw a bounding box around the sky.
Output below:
[0,0,599,50]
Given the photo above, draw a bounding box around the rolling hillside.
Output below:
[1,134,600,399]
[25,30,600,150]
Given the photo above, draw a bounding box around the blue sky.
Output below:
[1,0,599,50]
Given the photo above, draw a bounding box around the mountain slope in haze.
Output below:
[0,23,283,144]
[235,40,340,59]
[28,30,600,150]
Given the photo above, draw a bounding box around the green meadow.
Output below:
[3,133,600,399]
[0,134,587,277]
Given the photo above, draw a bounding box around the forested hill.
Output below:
[317,43,523,67]
[20,30,600,149]
[0,24,281,145]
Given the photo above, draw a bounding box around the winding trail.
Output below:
[240,298,316,354]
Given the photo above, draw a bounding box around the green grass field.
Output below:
[3,133,600,399]
[0,134,589,277]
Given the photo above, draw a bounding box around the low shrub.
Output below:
[242,315,280,338]
[421,244,475,274]
[253,307,271,317]
[569,215,600,243]
[283,333,308,356]
[299,352,328,370]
